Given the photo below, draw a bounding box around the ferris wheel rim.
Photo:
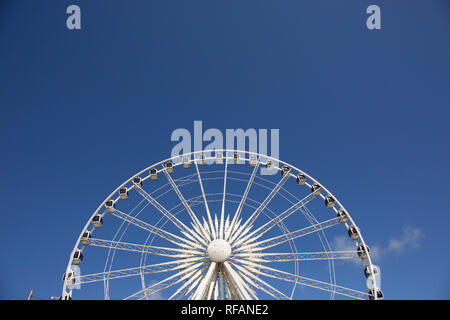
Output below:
[62,149,380,300]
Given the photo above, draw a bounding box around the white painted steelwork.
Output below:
[61,150,381,300]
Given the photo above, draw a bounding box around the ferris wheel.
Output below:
[61,150,383,300]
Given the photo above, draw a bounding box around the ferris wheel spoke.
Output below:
[76,259,201,285]
[162,168,210,243]
[184,270,209,300]
[169,268,205,300]
[225,261,257,300]
[210,272,222,300]
[222,261,253,300]
[224,263,259,300]
[230,171,291,244]
[126,263,204,300]
[224,215,230,239]
[140,267,206,301]
[217,272,223,300]
[194,160,217,239]
[219,160,228,240]
[222,272,238,300]
[213,277,219,300]
[237,276,258,300]
[235,217,340,253]
[232,192,317,248]
[214,215,219,240]
[135,185,206,247]
[88,238,206,258]
[109,209,203,250]
[236,261,367,300]
[140,278,186,300]
[227,162,260,241]
[218,271,225,300]
[230,262,289,300]
[191,262,217,300]
[222,272,237,300]
[232,250,359,263]
[201,216,211,237]
[207,276,217,300]
[228,222,247,247]
[207,269,219,300]
[222,272,234,300]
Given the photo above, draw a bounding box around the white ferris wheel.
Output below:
[61,150,383,300]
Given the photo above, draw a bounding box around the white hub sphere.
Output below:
[207,239,231,263]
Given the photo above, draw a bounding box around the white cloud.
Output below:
[386,225,424,252]
[334,235,357,252]
[370,225,423,262]
[369,244,382,261]
[332,225,424,263]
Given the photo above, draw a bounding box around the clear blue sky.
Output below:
[0,0,449,299]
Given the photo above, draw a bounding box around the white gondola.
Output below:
[324,195,336,208]
[62,271,72,281]
[119,187,128,200]
[337,209,349,223]
[348,225,359,240]
[165,161,173,174]
[199,153,206,165]
[369,288,384,300]
[92,214,103,228]
[134,176,143,186]
[357,244,370,259]
[249,155,257,167]
[266,160,273,171]
[72,250,83,265]
[105,200,116,213]
[216,153,223,164]
[150,169,158,180]
[182,156,190,168]
[233,152,239,164]
[296,173,306,185]
[62,271,75,286]
[281,165,290,177]
[81,231,92,245]
[311,183,322,196]
[364,264,379,279]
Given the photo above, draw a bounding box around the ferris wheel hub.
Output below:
[207,239,231,263]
